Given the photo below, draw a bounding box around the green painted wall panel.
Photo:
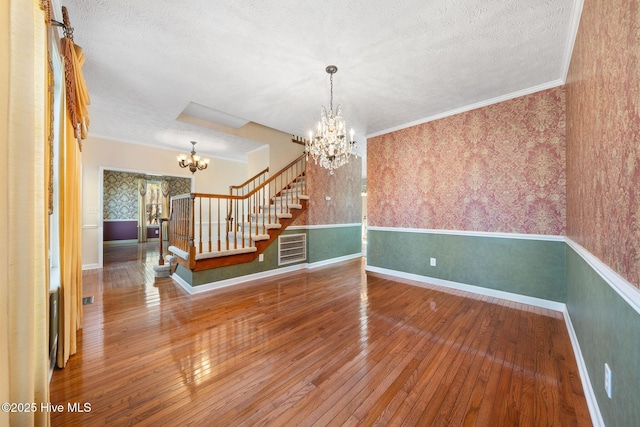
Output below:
[307,226,362,264]
[186,229,308,286]
[174,263,193,285]
[566,247,640,427]
[367,230,566,302]
[179,226,362,286]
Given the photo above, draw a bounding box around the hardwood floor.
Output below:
[50,243,592,426]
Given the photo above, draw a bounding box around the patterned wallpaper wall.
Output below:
[368,87,566,235]
[166,177,192,201]
[103,171,138,219]
[301,156,362,226]
[103,170,191,220]
[566,0,640,288]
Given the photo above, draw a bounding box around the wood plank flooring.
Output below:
[50,243,592,426]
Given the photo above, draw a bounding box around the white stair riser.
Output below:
[251,213,292,222]
[226,232,270,242]
[235,223,281,232]
[261,204,302,212]
[271,196,308,204]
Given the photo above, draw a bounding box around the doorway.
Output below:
[98,167,192,268]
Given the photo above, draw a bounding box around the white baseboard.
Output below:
[175,263,307,295]
[171,254,362,295]
[82,263,100,271]
[562,306,604,427]
[103,239,138,246]
[364,264,566,312]
[364,263,603,425]
[307,253,363,269]
[170,272,195,295]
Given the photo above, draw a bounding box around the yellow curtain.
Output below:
[0,1,50,426]
[57,21,89,368]
[56,111,83,368]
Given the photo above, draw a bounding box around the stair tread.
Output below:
[272,195,309,201]
[262,203,302,210]
[251,212,291,221]
[227,231,270,241]
[239,223,281,230]
[195,246,257,260]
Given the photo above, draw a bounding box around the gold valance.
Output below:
[58,7,90,143]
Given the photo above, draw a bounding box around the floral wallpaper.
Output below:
[103,171,139,219]
[292,203,308,226]
[368,87,566,235]
[566,0,640,288]
[300,156,362,226]
[103,170,191,220]
[166,177,192,201]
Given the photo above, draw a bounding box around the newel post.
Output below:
[158,218,169,265]
[189,194,196,270]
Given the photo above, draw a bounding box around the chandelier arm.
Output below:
[177,140,209,174]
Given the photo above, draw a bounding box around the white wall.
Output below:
[261,127,304,174]
[81,135,247,268]
[247,145,269,178]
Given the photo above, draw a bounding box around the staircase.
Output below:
[165,154,308,271]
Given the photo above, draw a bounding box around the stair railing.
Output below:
[230,166,270,198]
[167,154,306,270]
[228,166,269,233]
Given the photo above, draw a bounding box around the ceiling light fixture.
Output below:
[307,65,356,175]
[177,141,209,174]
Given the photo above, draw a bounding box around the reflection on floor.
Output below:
[50,251,591,426]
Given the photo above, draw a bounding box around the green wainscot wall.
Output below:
[307,225,362,264]
[566,246,640,427]
[367,229,566,302]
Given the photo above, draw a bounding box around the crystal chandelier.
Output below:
[177,141,209,174]
[307,65,356,174]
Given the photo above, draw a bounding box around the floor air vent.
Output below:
[278,233,306,265]
[82,296,94,305]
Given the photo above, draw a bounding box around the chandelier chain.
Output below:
[329,72,334,113]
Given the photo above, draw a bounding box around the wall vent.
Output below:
[278,233,306,265]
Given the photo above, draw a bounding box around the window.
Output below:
[145,181,162,225]
[49,34,64,287]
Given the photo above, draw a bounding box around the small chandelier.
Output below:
[307,65,356,175]
[177,141,209,174]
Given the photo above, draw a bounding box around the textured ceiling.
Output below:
[63,0,581,163]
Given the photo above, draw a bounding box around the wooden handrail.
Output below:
[230,166,269,191]
[175,154,306,200]
[228,166,270,231]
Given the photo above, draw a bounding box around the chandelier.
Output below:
[177,141,209,173]
[307,65,356,174]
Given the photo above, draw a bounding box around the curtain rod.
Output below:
[50,19,67,29]
[50,6,74,40]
